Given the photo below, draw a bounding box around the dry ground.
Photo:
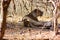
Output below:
[2,27,60,40]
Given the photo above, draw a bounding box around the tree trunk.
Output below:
[0,0,11,40]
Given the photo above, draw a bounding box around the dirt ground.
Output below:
[2,26,60,40]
